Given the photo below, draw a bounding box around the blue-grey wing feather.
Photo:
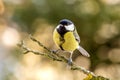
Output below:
[73,27,80,43]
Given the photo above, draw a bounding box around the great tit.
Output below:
[53,19,90,64]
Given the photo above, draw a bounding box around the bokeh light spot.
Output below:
[2,27,20,47]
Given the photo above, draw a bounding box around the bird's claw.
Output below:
[68,58,73,66]
[51,49,60,54]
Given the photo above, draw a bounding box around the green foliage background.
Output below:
[0,0,120,80]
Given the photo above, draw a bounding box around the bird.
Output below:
[53,19,90,65]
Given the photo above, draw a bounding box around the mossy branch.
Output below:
[18,35,109,80]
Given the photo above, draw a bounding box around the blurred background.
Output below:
[0,0,120,80]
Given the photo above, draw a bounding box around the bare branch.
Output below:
[17,41,62,61]
[29,35,68,63]
[17,35,110,80]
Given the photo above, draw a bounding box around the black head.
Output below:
[56,19,75,37]
[59,19,73,26]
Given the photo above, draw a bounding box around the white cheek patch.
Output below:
[56,25,60,29]
[65,24,74,31]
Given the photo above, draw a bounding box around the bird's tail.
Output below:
[77,46,90,57]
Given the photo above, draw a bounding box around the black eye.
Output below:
[59,19,73,25]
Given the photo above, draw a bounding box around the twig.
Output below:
[29,35,68,63]
[18,35,111,79]
[17,41,62,61]
[71,65,95,76]
[18,35,96,76]
[18,35,109,80]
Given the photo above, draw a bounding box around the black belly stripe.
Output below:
[60,45,64,50]
[57,26,66,50]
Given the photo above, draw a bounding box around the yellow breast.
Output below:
[53,29,79,52]
[62,32,79,52]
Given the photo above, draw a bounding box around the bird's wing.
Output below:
[73,27,80,43]
[77,45,90,57]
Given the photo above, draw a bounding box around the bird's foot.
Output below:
[68,58,73,66]
[51,49,60,54]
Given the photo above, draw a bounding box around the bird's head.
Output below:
[56,19,75,35]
